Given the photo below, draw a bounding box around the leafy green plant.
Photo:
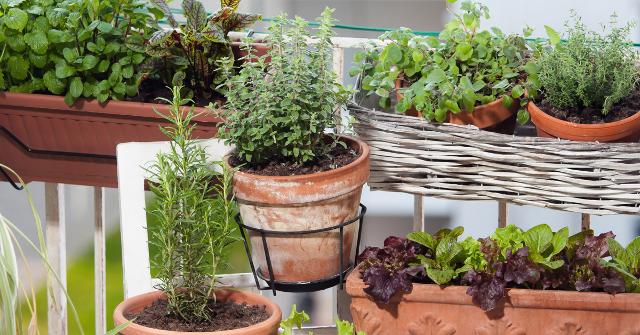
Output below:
[280,305,364,335]
[538,13,639,115]
[220,7,351,165]
[147,0,260,101]
[0,0,157,105]
[359,224,629,312]
[408,227,476,285]
[146,86,238,322]
[604,237,640,293]
[352,0,540,124]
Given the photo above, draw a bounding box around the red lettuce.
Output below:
[357,236,425,303]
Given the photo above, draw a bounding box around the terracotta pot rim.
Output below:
[113,289,282,335]
[225,135,370,181]
[528,100,640,129]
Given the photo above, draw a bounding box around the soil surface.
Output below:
[538,88,640,124]
[124,299,270,332]
[126,78,221,107]
[230,145,359,176]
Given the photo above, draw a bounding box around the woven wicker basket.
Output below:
[349,103,640,215]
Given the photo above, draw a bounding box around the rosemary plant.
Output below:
[146,87,237,322]
[219,8,351,165]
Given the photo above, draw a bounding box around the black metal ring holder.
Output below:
[236,204,366,295]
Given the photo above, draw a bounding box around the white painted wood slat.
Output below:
[46,183,67,335]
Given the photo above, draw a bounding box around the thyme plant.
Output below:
[219,8,350,165]
[146,87,237,322]
[538,14,639,115]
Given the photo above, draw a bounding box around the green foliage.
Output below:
[146,87,238,322]
[147,0,260,100]
[0,0,156,105]
[407,227,476,285]
[280,304,364,335]
[537,13,639,115]
[352,1,539,124]
[492,224,568,269]
[220,8,350,165]
[604,237,640,293]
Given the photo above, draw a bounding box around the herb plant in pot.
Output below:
[528,14,640,142]
[346,225,640,334]
[220,8,370,284]
[353,0,539,133]
[113,87,281,334]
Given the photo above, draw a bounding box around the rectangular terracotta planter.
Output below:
[0,92,221,187]
[346,270,640,335]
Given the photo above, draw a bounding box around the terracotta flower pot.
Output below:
[346,270,640,335]
[394,79,517,132]
[0,92,219,187]
[113,289,282,335]
[528,101,640,142]
[229,136,370,283]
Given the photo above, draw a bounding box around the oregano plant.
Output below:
[147,0,261,101]
[0,0,158,105]
[219,7,350,165]
[352,0,541,124]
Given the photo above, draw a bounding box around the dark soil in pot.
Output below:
[537,87,640,124]
[124,299,270,332]
[229,145,359,176]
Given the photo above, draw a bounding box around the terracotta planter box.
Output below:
[528,101,640,142]
[0,92,220,187]
[346,270,640,335]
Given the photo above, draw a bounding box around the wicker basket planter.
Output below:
[346,270,640,335]
[0,92,220,187]
[349,103,640,215]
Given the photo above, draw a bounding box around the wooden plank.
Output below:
[413,194,425,232]
[333,46,345,133]
[581,214,591,231]
[45,183,67,335]
[94,187,106,335]
[498,201,508,228]
[336,288,352,323]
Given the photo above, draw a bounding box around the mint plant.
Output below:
[147,0,260,101]
[220,8,350,165]
[0,0,157,105]
[146,86,238,322]
[351,0,540,124]
[537,14,639,116]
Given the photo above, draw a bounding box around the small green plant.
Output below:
[407,227,477,285]
[604,237,640,293]
[146,86,238,322]
[147,0,260,101]
[220,7,351,165]
[0,0,157,105]
[537,13,639,115]
[352,0,540,124]
[280,305,364,335]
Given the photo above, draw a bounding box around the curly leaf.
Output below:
[280,304,309,335]
[209,6,234,25]
[183,0,207,31]
[407,231,437,250]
